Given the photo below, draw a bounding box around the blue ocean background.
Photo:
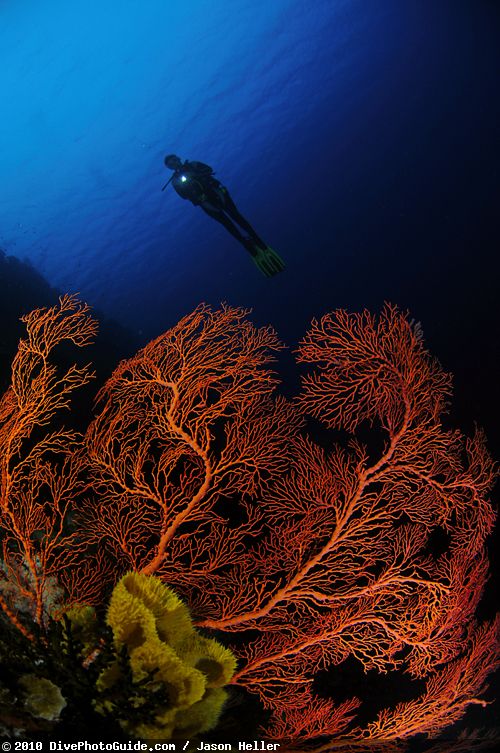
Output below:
[1,0,499,735]
[1,0,497,334]
[2,0,499,444]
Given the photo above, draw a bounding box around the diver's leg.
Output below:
[201,200,285,276]
[200,204,254,252]
[221,191,267,249]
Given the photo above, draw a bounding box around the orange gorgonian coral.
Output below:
[0,295,97,636]
[0,297,498,749]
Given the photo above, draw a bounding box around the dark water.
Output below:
[1,0,499,744]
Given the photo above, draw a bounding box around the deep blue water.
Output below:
[2,0,499,441]
[1,1,497,331]
[1,0,500,738]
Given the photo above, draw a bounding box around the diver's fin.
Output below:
[249,244,286,277]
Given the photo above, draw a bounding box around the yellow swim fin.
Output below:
[250,244,286,277]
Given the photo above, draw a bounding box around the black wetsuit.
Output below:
[171,161,266,251]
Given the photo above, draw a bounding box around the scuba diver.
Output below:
[162,155,285,277]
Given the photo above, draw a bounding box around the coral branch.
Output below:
[0,295,97,630]
[1,299,497,748]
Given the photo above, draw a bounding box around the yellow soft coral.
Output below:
[98,572,236,739]
[19,675,66,721]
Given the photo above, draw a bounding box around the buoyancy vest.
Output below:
[172,161,222,205]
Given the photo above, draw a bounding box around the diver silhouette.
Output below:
[162,155,285,277]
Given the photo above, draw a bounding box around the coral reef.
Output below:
[0,296,498,749]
